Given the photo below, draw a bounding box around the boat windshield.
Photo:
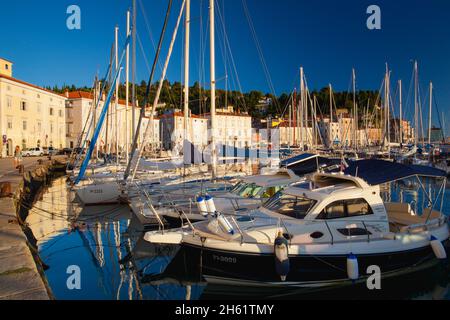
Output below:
[263,193,317,219]
[231,181,286,199]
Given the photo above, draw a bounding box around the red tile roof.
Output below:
[67,91,94,99]
[67,90,132,106]
[0,74,66,98]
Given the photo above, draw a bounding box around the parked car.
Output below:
[43,147,58,156]
[21,147,44,157]
[59,148,73,156]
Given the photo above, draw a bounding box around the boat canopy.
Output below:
[281,153,340,175]
[344,160,446,186]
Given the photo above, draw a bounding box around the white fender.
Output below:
[347,253,359,281]
[196,197,208,217]
[430,235,447,260]
[217,214,234,235]
[205,195,216,215]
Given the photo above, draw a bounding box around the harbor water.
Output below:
[27,176,450,300]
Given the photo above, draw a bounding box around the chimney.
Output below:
[64,90,69,98]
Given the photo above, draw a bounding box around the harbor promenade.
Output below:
[0,156,66,300]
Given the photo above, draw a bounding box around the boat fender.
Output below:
[196,197,208,217]
[274,233,290,282]
[205,195,217,215]
[430,235,447,260]
[346,253,359,281]
[217,213,235,235]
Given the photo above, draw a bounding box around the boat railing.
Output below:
[134,181,166,232]
[206,212,405,246]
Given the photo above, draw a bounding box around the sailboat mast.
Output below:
[300,67,304,150]
[386,66,391,150]
[329,84,333,123]
[352,68,357,150]
[115,25,119,164]
[399,79,403,144]
[414,61,419,146]
[428,82,433,145]
[293,88,297,146]
[329,84,333,148]
[210,0,217,179]
[289,96,292,146]
[125,10,130,163]
[132,0,137,145]
[184,0,191,144]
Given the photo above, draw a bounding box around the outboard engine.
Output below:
[274,232,290,282]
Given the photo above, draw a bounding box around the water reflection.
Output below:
[27,177,450,300]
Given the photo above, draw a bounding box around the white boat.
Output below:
[145,160,449,288]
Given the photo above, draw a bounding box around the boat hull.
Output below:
[179,239,450,287]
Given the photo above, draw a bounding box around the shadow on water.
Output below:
[27,177,450,300]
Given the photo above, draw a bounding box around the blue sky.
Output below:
[1,0,450,131]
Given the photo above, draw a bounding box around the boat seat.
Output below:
[386,202,441,227]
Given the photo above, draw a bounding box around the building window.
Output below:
[37,122,42,132]
[50,123,54,134]
[6,96,12,108]
[20,101,27,111]
[22,139,27,150]
[59,109,63,117]
[7,118,12,130]
[5,64,9,70]
[37,103,41,113]
[23,121,27,131]
[50,108,54,116]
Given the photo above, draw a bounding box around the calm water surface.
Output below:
[27,177,450,300]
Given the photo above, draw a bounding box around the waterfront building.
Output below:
[278,122,313,147]
[0,58,66,157]
[65,91,159,154]
[390,118,415,144]
[204,106,253,149]
[160,110,209,151]
[428,127,445,144]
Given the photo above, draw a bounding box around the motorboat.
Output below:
[145,160,449,288]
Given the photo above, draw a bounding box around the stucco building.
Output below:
[0,58,66,157]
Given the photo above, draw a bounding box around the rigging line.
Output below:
[136,32,152,74]
[403,64,416,129]
[241,0,280,113]
[432,90,446,140]
[215,0,247,111]
[130,0,186,181]
[124,0,174,181]
[137,0,178,110]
